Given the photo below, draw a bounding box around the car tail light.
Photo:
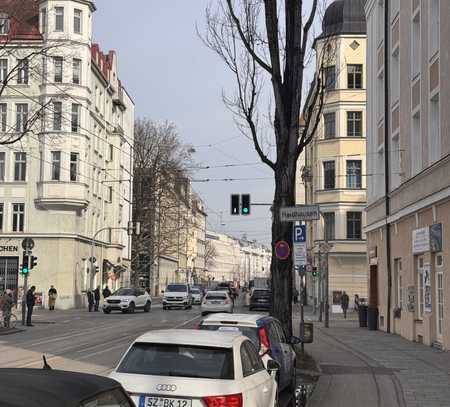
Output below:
[258,327,270,356]
[225,299,231,304]
[202,393,243,407]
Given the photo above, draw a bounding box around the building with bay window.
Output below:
[0,0,135,309]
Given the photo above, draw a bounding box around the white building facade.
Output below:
[0,0,134,309]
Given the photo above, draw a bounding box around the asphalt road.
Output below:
[0,301,297,406]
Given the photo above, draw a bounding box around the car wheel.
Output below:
[128,302,135,314]
[103,308,111,314]
[144,301,151,312]
[249,306,253,311]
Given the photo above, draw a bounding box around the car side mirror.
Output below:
[290,336,302,345]
[267,359,281,373]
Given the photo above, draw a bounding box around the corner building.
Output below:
[0,0,134,309]
[365,0,450,349]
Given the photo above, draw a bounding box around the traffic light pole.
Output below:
[21,259,29,326]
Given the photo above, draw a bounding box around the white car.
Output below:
[163,283,192,310]
[103,288,152,314]
[201,290,234,316]
[110,329,278,407]
[191,288,203,305]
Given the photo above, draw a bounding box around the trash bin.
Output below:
[358,304,368,328]
[367,306,379,331]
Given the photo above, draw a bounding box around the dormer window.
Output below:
[0,14,10,35]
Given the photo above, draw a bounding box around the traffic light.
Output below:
[30,255,38,270]
[241,194,251,215]
[21,252,29,275]
[311,267,318,277]
[231,194,240,215]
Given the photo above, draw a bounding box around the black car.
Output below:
[0,368,134,407]
[250,288,272,311]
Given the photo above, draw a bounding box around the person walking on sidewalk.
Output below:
[86,290,94,312]
[48,286,57,310]
[353,294,360,312]
[341,291,349,319]
[26,286,36,326]
[93,286,100,311]
[1,289,13,328]
[102,286,111,299]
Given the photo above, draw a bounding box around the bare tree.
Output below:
[202,0,330,334]
[204,239,218,271]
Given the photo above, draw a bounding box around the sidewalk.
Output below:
[294,307,450,407]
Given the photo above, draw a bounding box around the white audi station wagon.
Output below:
[110,329,278,407]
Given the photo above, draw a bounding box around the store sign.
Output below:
[424,264,432,313]
[412,227,430,254]
[407,286,416,312]
[0,245,18,253]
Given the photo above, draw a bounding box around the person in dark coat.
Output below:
[93,286,100,311]
[102,286,111,299]
[341,291,350,319]
[86,290,94,312]
[26,286,36,326]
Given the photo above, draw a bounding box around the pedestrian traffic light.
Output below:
[231,194,240,215]
[241,194,251,215]
[30,256,38,270]
[21,252,29,275]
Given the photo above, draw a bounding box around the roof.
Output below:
[0,0,42,42]
[135,329,242,348]
[202,313,269,327]
[320,0,366,38]
[0,369,125,407]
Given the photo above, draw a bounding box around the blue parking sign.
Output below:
[293,225,306,243]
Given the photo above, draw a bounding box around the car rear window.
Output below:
[200,325,260,348]
[112,288,135,296]
[166,285,187,292]
[117,343,234,380]
[252,290,271,297]
[191,289,200,294]
[206,293,227,300]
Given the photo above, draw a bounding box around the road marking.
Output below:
[173,314,201,328]
[78,340,130,359]
[76,335,130,353]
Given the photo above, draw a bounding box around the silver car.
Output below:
[201,290,234,316]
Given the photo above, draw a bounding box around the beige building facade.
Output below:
[299,0,368,310]
[365,0,450,349]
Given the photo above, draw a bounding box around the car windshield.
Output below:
[166,285,187,292]
[200,325,260,347]
[206,293,227,300]
[112,288,134,296]
[82,388,133,407]
[191,289,200,294]
[117,343,234,379]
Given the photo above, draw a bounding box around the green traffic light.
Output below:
[242,207,249,214]
[22,267,29,275]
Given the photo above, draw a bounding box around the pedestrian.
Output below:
[341,291,349,319]
[26,286,36,326]
[93,286,100,311]
[145,287,151,296]
[1,289,13,328]
[102,285,111,299]
[86,290,94,312]
[48,285,57,310]
[354,294,360,312]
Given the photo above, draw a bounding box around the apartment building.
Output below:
[365,0,450,349]
[298,0,368,310]
[0,0,134,309]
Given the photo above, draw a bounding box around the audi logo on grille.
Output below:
[156,384,177,392]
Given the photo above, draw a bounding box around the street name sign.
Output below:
[280,205,320,222]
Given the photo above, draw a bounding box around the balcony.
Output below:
[35,181,89,210]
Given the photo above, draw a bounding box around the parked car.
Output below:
[0,368,134,407]
[103,288,152,314]
[110,329,278,407]
[250,288,272,311]
[162,283,192,310]
[198,313,298,392]
[191,287,203,305]
[201,290,234,316]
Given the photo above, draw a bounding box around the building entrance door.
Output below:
[435,254,444,343]
[0,257,19,302]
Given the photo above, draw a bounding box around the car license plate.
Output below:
[258,299,267,302]
[212,301,222,304]
[139,395,192,407]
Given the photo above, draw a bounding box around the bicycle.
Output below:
[0,312,18,329]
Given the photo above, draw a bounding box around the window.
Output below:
[412,11,421,78]
[346,160,362,188]
[347,64,363,89]
[12,203,24,232]
[51,151,61,180]
[53,101,62,130]
[0,59,7,83]
[14,152,26,181]
[109,144,114,161]
[70,152,78,181]
[15,104,28,132]
[108,186,113,202]
[71,104,80,132]
[241,341,265,377]
[411,113,421,176]
[324,65,336,90]
[347,111,362,137]
[323,212,335,241]
[0,151,5,181]
[74,9,82,34]
[72,58,81,84]
[54,57,63,82]
[0,15,10,34]
[0,203,3,231]
[417,256,424,319]
[40,8,47,34]
[323,161,335,189]
[0,103,6,132]
[17,59,29,84]
[394,258,403,308]
[347,212,362,239]
[429,0,439,57]
[55,7,64,32]
[429,95,440,164]
[324,112,336,139]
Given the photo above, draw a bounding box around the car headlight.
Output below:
[122,299,129,302]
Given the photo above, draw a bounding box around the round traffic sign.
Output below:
[22,237,35,251]
[306,264,313,273]
[275,241,290,260]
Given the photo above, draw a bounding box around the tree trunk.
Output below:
[271,156,296,336]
